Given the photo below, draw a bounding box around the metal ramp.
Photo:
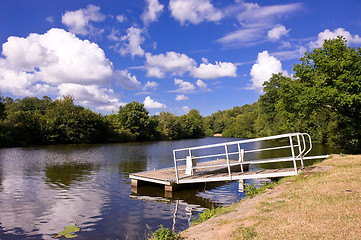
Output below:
[130,133,329,192]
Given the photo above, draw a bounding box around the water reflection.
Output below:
[45,163,95,189]
[0,137,334,239]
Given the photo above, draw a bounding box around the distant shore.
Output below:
[181,154,361,239]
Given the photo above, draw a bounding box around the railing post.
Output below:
[225,144,232,180]
[173,150,179,184]
[297,134,304,168]
[289,135,298,173]
[237,143,244,172]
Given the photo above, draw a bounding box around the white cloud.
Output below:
[143,81,158,90]
[116,15,126,23]
[0,61,57,96]
[119,27,145,58]
[142,0,164,26]
[272,45,307,61]
[145,66,165,78]
[143,96,167,109]
[172,78,196,93]
[145,51,196,78]
[0,28,119,112]
[309,28,361,49]
[46,16,54,23]
[235,2,301,23]
[182,105,190,113]
[192,61,237,79]
[196,79,210,91]
[217,26,267,47]
[169,0,223,25]
[175,94,189,101]
[113,70,141,90]
[1,28,113,86]
[267,25,290,41]
[62,4,105,36]
[219,2,301,47]
[250,51,287,89]
[58,83,123,112]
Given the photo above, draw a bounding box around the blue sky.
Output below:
[1,0,361,116]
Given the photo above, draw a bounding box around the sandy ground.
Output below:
[180,165,334,240]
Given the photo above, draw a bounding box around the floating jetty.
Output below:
[130,133,329,192]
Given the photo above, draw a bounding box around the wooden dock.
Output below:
[129,159,297,192]
[129,133,329,192]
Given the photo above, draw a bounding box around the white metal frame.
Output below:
[172,133,319,184]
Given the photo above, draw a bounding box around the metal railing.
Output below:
[172,133,315,184]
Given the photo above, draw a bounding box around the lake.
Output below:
[0,137,334,239]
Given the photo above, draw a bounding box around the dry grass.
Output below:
[233,154,361,240]
[181,155,361,240]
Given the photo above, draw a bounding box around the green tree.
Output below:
[44,95,107,144]
[0,94,5,121]
[118,101,158,140]
[156,111,182,140]
[293,36,361,152]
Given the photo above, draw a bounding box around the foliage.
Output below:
[191,205,236,226]
[118,101,160,141]
[244,183,277,199]
[293,36,361,152]
[148,225,180,240]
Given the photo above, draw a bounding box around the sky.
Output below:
[1,0,361,116]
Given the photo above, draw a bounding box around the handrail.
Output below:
[172,133,313,184]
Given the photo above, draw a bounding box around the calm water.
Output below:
[0,137,334,239]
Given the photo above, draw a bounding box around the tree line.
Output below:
[0,37,360,152]
[0,95,205,147]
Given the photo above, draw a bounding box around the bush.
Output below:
[149,225,180,240]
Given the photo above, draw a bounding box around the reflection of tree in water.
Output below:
[117,144,148,181]
[0,167,2,192]
[45,163,94,189]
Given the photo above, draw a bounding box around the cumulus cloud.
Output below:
[142,0,164,26]
[267,25,290,41]
[0,28,119,112]
[250,51,287,89]
[58,83,123,112]
[192,61,237,79]
[113,70,141,90]
[62,4,105,36]
[119,27,145,58]
[175,94,189,101]
[196,79,210,91]
[145,51,196,78]
[309,28,361,49]
[169,0,223,25]
[171,78,196,93]
[143,81,158,90]
[1,28,113,85]
[143,96,167,109]
[0,60,57,96]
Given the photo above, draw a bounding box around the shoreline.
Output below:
[181,154,361,239]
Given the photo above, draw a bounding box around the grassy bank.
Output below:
[181,155,361,240]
